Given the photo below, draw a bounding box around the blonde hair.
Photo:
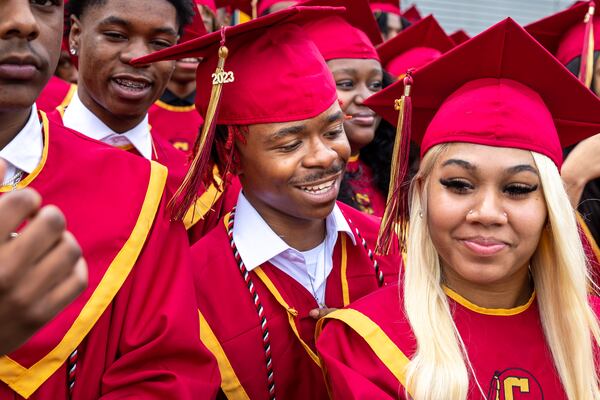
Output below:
[403,144,600,400]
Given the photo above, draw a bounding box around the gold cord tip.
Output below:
[218,46,229,59]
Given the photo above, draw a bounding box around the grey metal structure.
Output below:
[406,0,574,35]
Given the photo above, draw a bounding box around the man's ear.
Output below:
[69,15,82,56]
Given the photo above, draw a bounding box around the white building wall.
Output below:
[406,0,574,35]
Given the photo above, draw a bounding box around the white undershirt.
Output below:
[0,105,43,185]
[299,241,327,304]
[62,92,153,159]
[232,192,356,306]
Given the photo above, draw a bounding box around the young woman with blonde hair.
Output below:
[316,19,600,400]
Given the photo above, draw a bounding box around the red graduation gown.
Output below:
[35,76,76,113]
[47,107,238,244]
[148,100,203,157]
[0,113,220,399]
[148,135,241,242]
[317,283,600,399]
[345,157,386,217]
[191,202,401,399]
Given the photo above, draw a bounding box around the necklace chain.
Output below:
[305,243,327,309]
[6,170,24,191]
[7,171,24,240]
[225,207,383,399]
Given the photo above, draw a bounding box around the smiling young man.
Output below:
[56,0,231,239]
[133,6,401,399]
[0,1,219,398]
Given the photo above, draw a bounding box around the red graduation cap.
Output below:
[195,0,217,14]
[376,15,454,77]
[180,1,210,42]
[369,0,401,16]
[301,0,383,61]
[132,6,341,218]
[449,29,470,45]
[402,4,422,23]
[364,18,600,254]
[526,1,598,87]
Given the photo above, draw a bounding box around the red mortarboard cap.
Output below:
[526,1,598,86]
[366,18,600,168]
[366,18,600,255]
[132,6,342,218]
[376,15,454,76]
[369,0,401,16]
[301,0,383,61]
[449,29,470,45]
[195,0,218,14]
[181,2,210,42]
[133,6,339,125]
[402,4,422,23]
[526,1,597,64]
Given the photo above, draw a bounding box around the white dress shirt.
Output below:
[232,192,356,306]
[62,92,153,159]
[0,104,43,186]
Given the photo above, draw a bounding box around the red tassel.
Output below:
[579,1,595,87]
[375,71,414,256]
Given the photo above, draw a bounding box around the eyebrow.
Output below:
[337,68,358,75]
[441,159,475,170]
[335,67,382,76]
[98,16,131,28]
[271,124,306,140]
[326,110,345,124]
[441,159,539,176]
[98,16,178,37]
[506,164,540,176]
[269,111,345,141]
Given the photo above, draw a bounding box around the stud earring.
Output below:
[418,210,423,218]
[70,48,77,56]
[468,209,474,215]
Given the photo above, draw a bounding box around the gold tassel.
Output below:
[581,3,595,87]
[375,75,413,256]
[170,29,234,221]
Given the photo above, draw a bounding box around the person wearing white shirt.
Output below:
[0,1,87,356]
[233,192,356,309]
[61,0,187,164]
[137,12,403,399]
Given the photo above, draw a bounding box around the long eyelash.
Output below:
[505,184,539,196]
[440,178,471,189]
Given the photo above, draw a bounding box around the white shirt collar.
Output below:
[232,192,355,271]
[0,105,43,183]
[62,91,153,159]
